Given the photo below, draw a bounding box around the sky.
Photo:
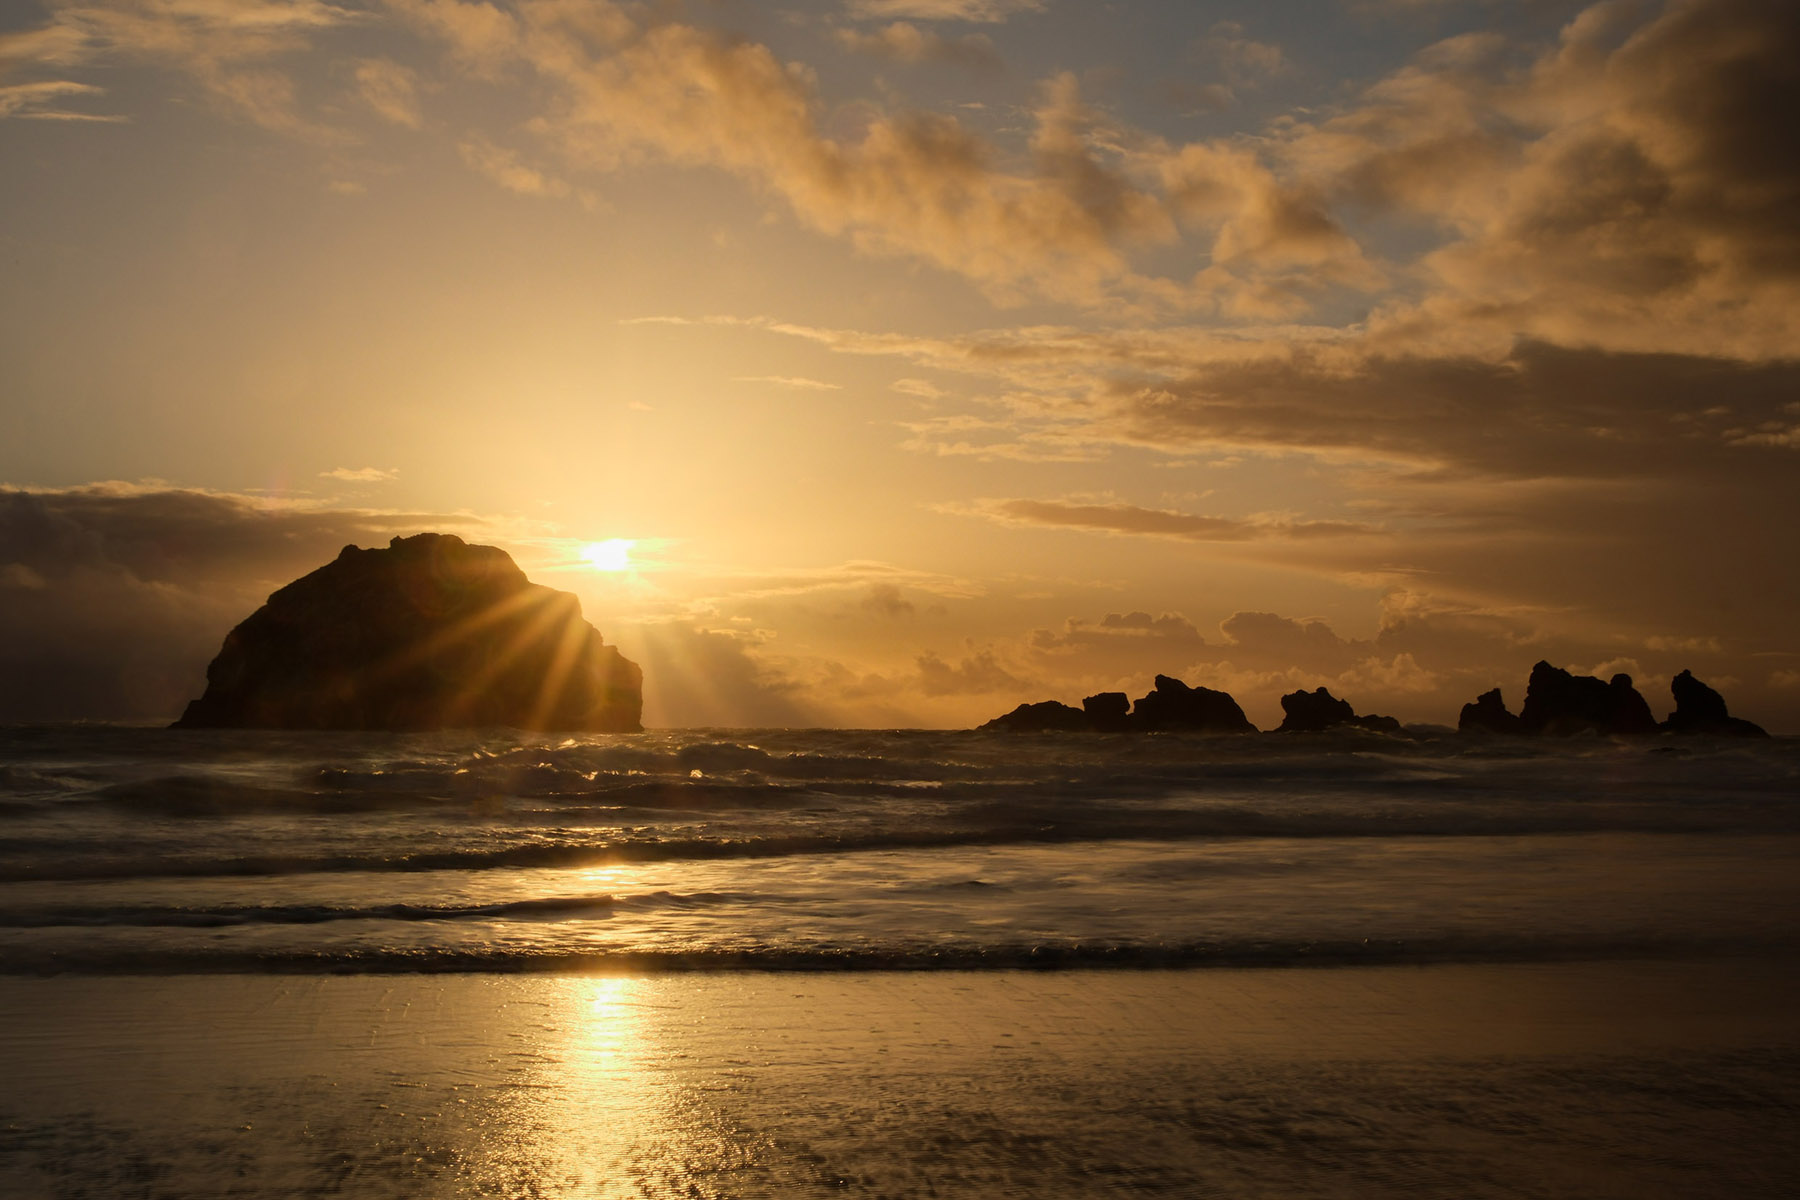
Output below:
[2,0,1797,730]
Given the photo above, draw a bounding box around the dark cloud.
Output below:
[1112,344,1800,482]
[0,486,483,722]
[1012,597,1797,731]
[860,583,917,618]
[614,623,816,729]
[915,648,1032,696]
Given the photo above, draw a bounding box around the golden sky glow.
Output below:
[1,0,1797,729]
[580,539,635,573]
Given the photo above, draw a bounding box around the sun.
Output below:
[579,539,635,572]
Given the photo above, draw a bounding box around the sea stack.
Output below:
[1662,669,1768,737]
[1276,686,1400,733]
[173,533,642,732]
[1517,661,1657,736]
[978,675,1257,733]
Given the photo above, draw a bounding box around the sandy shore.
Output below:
[3,960,1797,1197]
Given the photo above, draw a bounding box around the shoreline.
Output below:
[6,936,1796,976]
[4,958,1797,1196]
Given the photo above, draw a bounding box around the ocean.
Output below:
[3,726,1797,972]
[2,726,1798,1196]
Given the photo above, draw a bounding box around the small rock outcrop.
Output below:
[1276,687,1399,734]
[1131,675,1258,733]
[1662,670,1768,737]
[1517,661,1657,736]
[1458,688,1523,734]
[978,700,1091,733]
[978,675,1256,734]
[174,533,642,731]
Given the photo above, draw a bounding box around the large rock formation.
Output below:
[1276,687,1400,733]
[1517,661,1657,736]
[174,533,642,731]
[1662,670,1768,737]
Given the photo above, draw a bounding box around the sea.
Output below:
[4,726,1800,1198]
[2,724,1797,973]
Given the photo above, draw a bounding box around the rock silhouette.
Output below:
[1131,674,1258,733]
[978,700,1091,733]
[1513,661,1656,735]
[1663,669,1768,737]
[980,675,1256,734]
[1083,691,1133,731]
[1276,687,1400,734]
[1458,688,1523,734]
[174,533,642,732]
[1457,663,1768,737]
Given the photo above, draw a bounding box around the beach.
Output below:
[4,959,1798,1197]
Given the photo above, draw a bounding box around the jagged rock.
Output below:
[1082,691,1132,731]
[978,700,1090,732]
[1662,669,1768,737]
[1278,687,1400,733]
[1131,674,1257,734]
[1278,687,1355,732]
[1458,688,1523,734]
[173,533,642,731]
[1517,661,1657,736]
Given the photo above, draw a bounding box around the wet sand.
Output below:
[3,960,1798,1197]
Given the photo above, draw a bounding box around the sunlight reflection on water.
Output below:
[2,967,1800,1196]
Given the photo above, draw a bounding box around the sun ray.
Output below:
[524,607,594,732]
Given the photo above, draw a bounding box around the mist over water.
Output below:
[1,726,1797,973]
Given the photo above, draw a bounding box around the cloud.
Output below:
[891,378,945,398]
[843,0,1043,21]
[319,465,399,482]
[0,484,484,721]
[1281,0,1800,360]
[0,20,89,72]
[860,582,916,618]
[1195,21,1290,87]
[833,22,999,69]
[457,135,571,197]
[613,620,816,727]
[0,79,119,120]
[16,0,362,139]
[995,592,1799,731]
[732,375,842,390]
[915,647,1032,695]
[354,55,421,127]
[397,4,1176,305]
[972,498,1379,541]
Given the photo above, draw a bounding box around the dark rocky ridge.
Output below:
[981,661,1769,737]
[1456,662,1766,737]
[981,675,1257,734]
[174,533,642,732]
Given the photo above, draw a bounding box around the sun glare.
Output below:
[580,539,635,572]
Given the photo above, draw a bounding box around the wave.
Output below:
[0,888,782,929]
[0,801,1787,883]
[0,894,619,929]
[0,932,1789,976]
